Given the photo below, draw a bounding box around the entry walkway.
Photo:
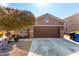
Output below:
[28,38,79,56]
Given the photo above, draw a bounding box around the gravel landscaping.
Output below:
[0,40,32,56]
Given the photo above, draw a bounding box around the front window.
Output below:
[45,15,49,23]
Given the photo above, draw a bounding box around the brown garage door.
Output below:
[34,26,60,38]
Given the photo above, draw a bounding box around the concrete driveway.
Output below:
[28,38,79,56]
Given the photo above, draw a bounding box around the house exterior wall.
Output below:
[29,13,64,38]
[30,13,79,38]
[64,14,79,33]
[37,16,63,25]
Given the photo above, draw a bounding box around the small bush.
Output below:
[74,31,79,34]
[0,32,4,38]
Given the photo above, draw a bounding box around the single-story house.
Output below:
[29,13,64,38]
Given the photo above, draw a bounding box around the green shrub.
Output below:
[74,31,79,34]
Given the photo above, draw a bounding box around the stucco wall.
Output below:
[64,14,79,32]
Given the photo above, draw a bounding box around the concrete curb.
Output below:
[64,38,79,45]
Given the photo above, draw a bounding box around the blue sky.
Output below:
[8,3,79,19]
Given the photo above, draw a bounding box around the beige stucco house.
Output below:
[64,13,79,33]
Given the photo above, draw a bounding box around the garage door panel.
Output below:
[34,26,60,38]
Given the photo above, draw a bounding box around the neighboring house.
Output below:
[64,13,79,33]
[29,13,64,38]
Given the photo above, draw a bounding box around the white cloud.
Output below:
[0,0,9,7]
[0,2,9,7]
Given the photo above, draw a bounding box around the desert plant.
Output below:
[0,32,4,38]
